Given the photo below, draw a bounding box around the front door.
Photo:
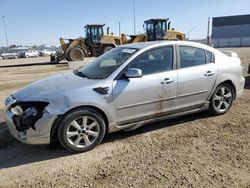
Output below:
[112,46,177,125]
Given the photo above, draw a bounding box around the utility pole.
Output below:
[2,16,9,48]
[133,0,136,35]
[119,22,121,36]
[207,17,210,45]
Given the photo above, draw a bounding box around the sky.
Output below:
[0,0,249,47]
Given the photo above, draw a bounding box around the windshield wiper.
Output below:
[73,70,90,79]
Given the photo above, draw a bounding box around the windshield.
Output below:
[75,47,138,79]
[85,26,104,43]
[146,23,154,34]
[145,21,167,41]
[155,21,166,40]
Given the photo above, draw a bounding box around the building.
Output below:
[212,14,250,48]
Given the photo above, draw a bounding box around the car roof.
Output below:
[144,18,169,23]
[122,40,215,52]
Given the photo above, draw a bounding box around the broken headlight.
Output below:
[11,102,49,132]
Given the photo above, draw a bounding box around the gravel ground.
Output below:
[0,49,249,188]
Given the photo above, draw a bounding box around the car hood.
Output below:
[13,72,100,101]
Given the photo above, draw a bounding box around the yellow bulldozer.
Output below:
[115,18,185,45]
[51,19,185,63]
[51,24,127,63]
[137,18,185,41]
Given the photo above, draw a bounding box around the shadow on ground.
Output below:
[0,120,69,169]
[104,111,213,143]
[0,111,213,169]
[0,62,68,68]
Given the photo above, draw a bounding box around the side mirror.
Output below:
[125,68,142,78]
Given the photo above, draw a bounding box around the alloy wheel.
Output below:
[66,116,100,148]
[212,86,233,113]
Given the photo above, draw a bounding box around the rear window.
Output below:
[206,51,214,63]
[179,46,206,68]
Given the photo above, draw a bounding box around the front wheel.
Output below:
[68,47,85,61]
[58,108,106,152]
[209,83,234,115]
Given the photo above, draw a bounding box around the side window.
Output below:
[206,51,214,63]
[129,46,173,75]
[179,46,206,68]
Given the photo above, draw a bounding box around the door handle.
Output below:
[204,71,215,76]
[161,78,174,84]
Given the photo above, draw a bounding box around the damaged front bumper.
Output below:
[4,96,58,145]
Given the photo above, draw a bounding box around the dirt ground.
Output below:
[0,49,249,188]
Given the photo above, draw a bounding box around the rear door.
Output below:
[176,46,217,111]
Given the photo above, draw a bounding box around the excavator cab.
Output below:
[85,24,104,46]
[144,19,168,41]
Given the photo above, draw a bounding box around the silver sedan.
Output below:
[4,41,245,152]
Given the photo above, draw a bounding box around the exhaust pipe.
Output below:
[107,27,110,35]
[168,21,171,30]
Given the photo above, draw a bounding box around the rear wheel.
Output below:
[209,83,234,115]
[58,108,106,152]
[68,47,85,61]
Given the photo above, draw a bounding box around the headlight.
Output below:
[11,102,49,132]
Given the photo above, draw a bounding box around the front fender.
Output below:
[45,89,114,124]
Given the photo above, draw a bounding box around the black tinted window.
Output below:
[179,46,206,68]
[129,46,173,75]
[206,51,214,63]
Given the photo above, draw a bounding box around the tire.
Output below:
[52,51,63,64]
[58,108,106,153]
[68,47,85,61]
[50,54,55,62]
[209,83,234,115]
[103,46,114,53]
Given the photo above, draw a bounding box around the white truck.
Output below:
[20,50,39,58]
[39,49,56,56]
